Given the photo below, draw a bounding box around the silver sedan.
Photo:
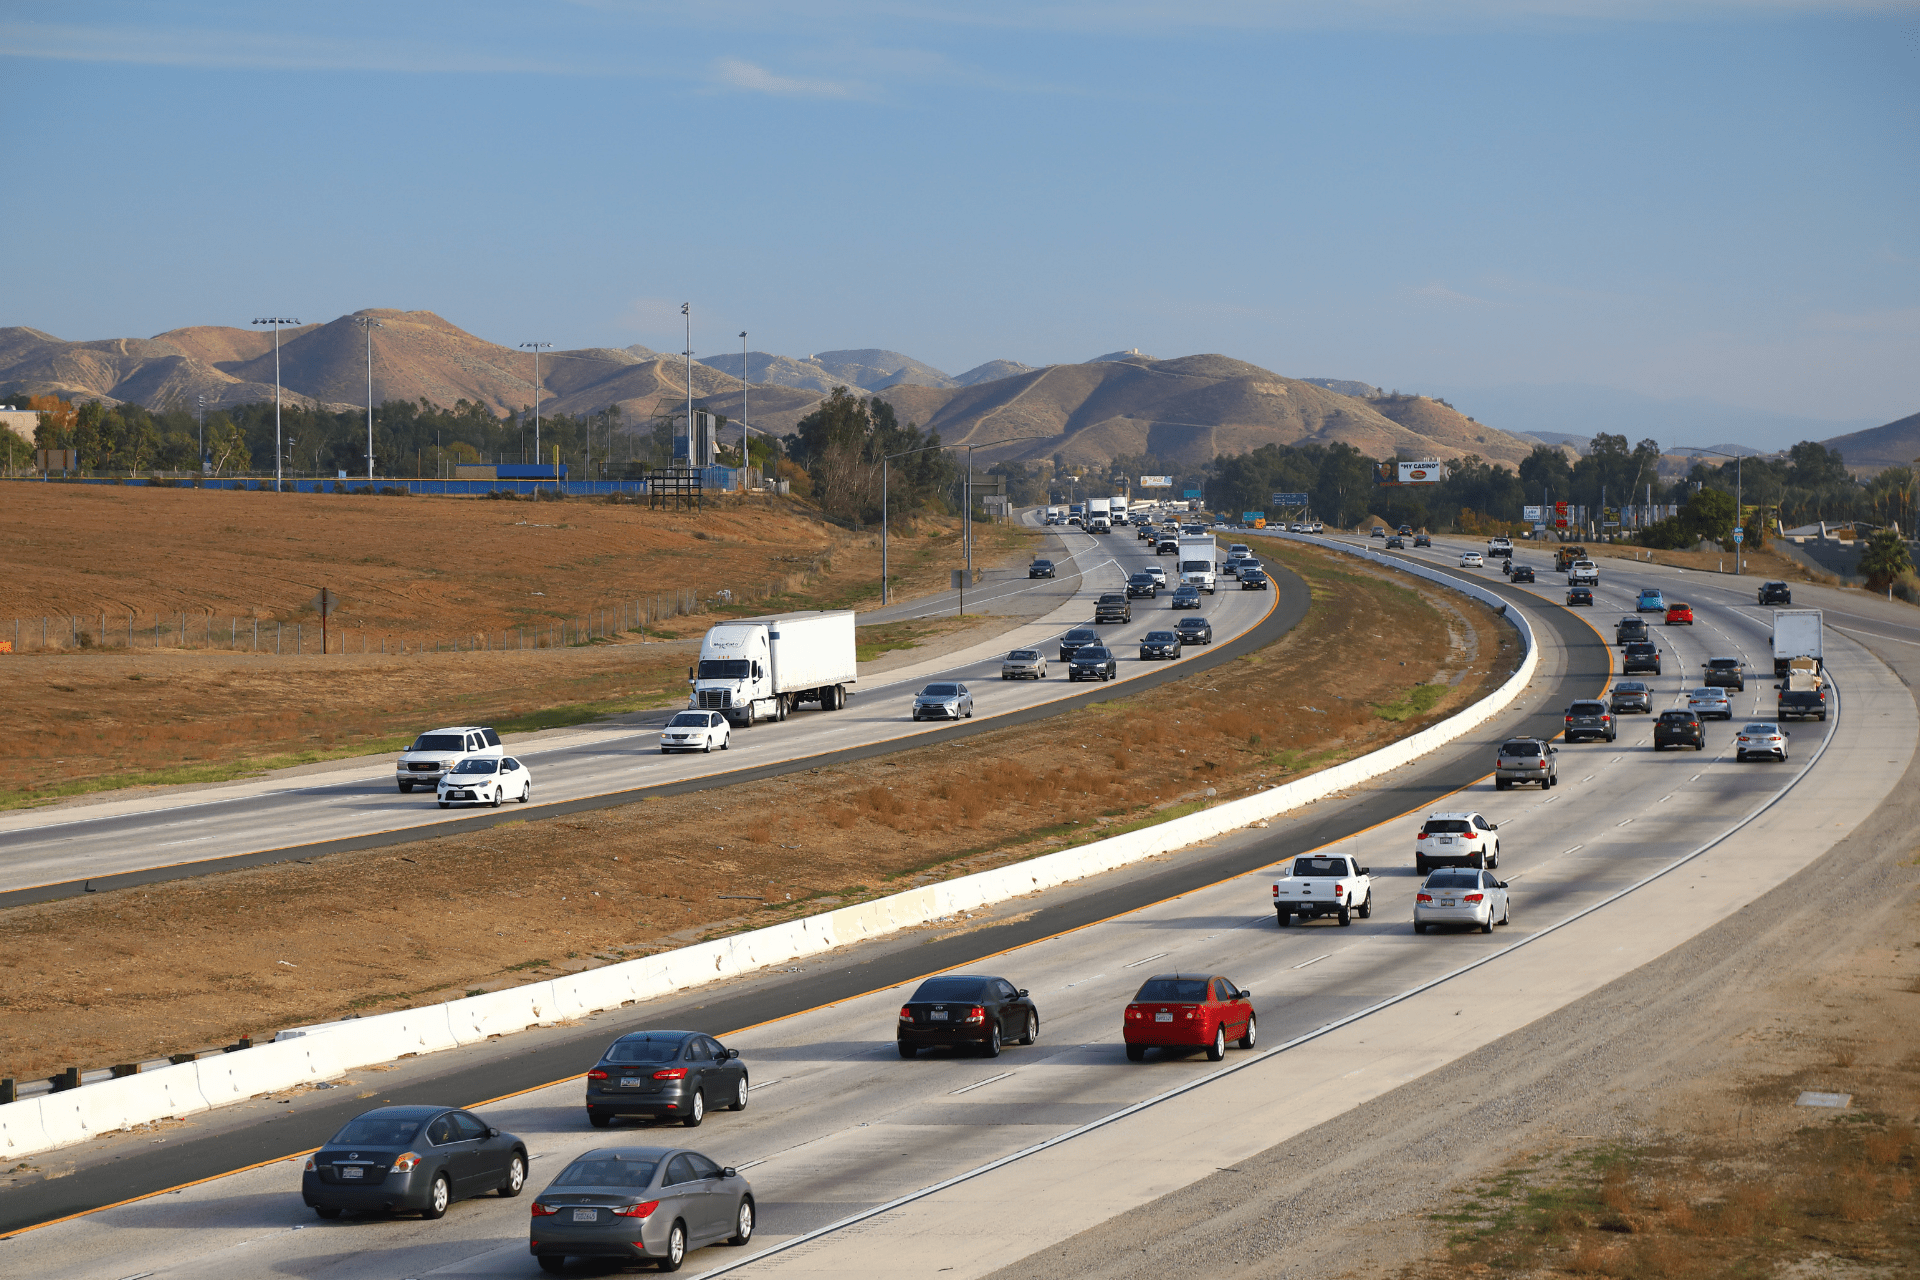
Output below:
[1001,649,1048,680]
[530,1146,755,1273]
[1734,721,1789,762]
[912,682,974,720]
[1413,867,1510,934]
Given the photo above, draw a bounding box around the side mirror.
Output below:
[721,1167,738,1179]
[1358,867,1370,876]
[727,1047,741,1059]
[1017,989,1030,998]
[1498,881,1510,889]
[1489,823,1500,830]
[687,666,695,682]
[488,1127,500,1138]
[1240,989,1253,1000]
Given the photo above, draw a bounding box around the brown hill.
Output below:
[1820,410,1920,470]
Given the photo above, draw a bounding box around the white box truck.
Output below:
[691,610,857,727]
[1770,608,1823,677]
[1177,533,1218,592]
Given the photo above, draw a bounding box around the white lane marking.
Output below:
[1122,952,1169,969]
[1291,954,1331,970]
[1689,773,1702,781]
[1580,775,1595,783]
[1615,818,1633,827]
[1562,844,1585,855]
[950,1071,1015,1095]
[1057,974,1106,990]
[1659,794,1673,803]
[157,836,214,848]
[746,1078,784,1091]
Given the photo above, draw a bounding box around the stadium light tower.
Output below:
[521,342,553,467]
[252,317,300,487]
[349,317,384,480]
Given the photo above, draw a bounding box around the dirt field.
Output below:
[0,541,1513,1081]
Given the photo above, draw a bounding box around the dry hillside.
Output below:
[1820,408,1920,469]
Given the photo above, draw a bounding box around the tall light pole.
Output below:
[350,317,384,480]
[1678,445,1745,573]
[252,317,299,487]
[738,330,749,468]
[680,304,698,467]
[521,342,552,475]
[196,394,207,473]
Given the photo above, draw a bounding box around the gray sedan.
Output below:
[530,1146,754,1273]
[302,1105,528,1220]
[1001,648,1047,680]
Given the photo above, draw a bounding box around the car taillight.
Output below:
[963,1005,986,1024]
[587,1069,609,1080]
[303,1156,316,1172]
[1417,832,1428,840]
[611,1201,659,1218]
[1463,831,1477,839]
[391,1151,422,1173]
[653,1067,688,1080]
[1565,716,1574,723]
[1417,893,1433,903]
[1464,893,1485,903]
[532,1202,559,1217]
[1602,715,1611,722]
[1126,1006,1142,1019]
[899,1005,913,1021]
[1537,760,1546,768]
[1271,885,1279,896]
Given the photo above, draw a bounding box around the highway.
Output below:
[0,515,1290,905]
[9,529,1912,1279]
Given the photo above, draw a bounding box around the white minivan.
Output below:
[397,725,502,793]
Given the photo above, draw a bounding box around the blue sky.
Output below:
[4,1,1915,443]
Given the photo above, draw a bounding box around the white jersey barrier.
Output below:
[0,538,1537,1161]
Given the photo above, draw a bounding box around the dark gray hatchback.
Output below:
[302,1105,527,1220]
[585,1031,749,1129]
[530,1146,755,1273]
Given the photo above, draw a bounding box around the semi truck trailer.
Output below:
[691,610,857,727]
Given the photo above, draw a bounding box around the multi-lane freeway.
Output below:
[4,526,1914,1280]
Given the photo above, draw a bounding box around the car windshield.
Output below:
[602,1036,686,1065]
[1134,977,1210,1002]
[1007,650,1038,661]
[1175,586,1198,595]
[1426,871,1480,888]
[1177,618,1205,628]
[920,684,959,698]
[1708,659,1739,669]
[1615,683,1646,693]
[910,977,987,1002]
[551,1157,660,1188]
[1691,689,1724,700]
[1130,573,1154,582]
[409,734,465,752]
[1075,647,1111,660]
[667,712,711,727]
[1032,561,1051,568]
[330,1116,423,1146]
[1743,723,1778,734]
[696,659,751,679]
[452,758,498,773]
[1145,632,1177,642]
[1669,603,1690,611]
[1424,819,1471,833]
[1659,711,1695,722]
[1499,742,1540,756]
[1291,858,1350,876]
[1064,629,1097,643]
[1626,644,1655,655]
[1569,703,1606,714]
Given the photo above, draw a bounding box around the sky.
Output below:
[4,1,1916,445]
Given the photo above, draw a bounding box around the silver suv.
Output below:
[1494,737,1557,790]
[396,725,502,793]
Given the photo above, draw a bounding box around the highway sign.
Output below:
[1272,492,1309,506]
[1733,528,1744,543]
[1184,489,1202,499]
[308,588,340,618]
[1140,475,1172,487]
[1243,511,1265,524]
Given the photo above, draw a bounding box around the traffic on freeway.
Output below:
[8,523,1911,1279]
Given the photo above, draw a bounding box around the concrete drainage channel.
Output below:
[0,540,1540,1163]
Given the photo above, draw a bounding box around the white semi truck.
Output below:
[690,610,857,727]
[1770,608,1823,677]
[1177,533,1218,592]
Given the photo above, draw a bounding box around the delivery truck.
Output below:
[1177,533,1218,592]
[690,610,857,727]
[1770,608,1823,677]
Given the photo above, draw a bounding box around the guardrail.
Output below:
[0,537,1539,1161]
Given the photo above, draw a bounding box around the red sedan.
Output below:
[1665,602,1695,626]
[1123,973,1256,1062]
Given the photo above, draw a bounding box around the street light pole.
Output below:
[738,331,749,468]
[350,317,384,480]
[196,394,206,474]
[681,304,697,467]
[252,317,299,488]
[520,342,552,479]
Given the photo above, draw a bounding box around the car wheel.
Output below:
[704,736,714,753]
[1496,779,1510,790]
[520,783,530,803]
[314,1205,341,1219]
[421,1172,451,1220]
[1337,900,1352,926]
[1021,1011,1039,1046]
[897,1040,916,1059]
[1207,1025,1227,1062]
[1276,909,1290,927]
[1736,751,1745,762]
[1481,912,1495,934]
[398,782,412,794]
[732,1076,750,1111]
[660,746,671,754]
[1414,921,1427,934]
[1549,773,1558,787]
[538,1257,567,1275]
[491,787,502,807]
[437,801,450,809]
[1126,1043,1146,1062]
[1415,856,1428,875]
[1499,901,1511,926]
[728,1198,755,1247]
[1358,891,1372,919]
[660,1221,687,1272]
[982,1026,1002,1059]
[682,1089,705,1128]
[1238,1015,1259,1050]
[587,1108,612,1128]
[499,1152,526,1197]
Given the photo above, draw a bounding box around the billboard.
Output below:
[1140,475,1173,487]
[1554,501,1570,529]
[1397,460,1444,484]
[1272,491,1309,506]
[1523,505,1543,522]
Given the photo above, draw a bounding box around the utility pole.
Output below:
[738,330,749,468]
[520,342,552,475]
[252,317,299,488]
[681,304,697,467]
[196,394,207,474]
[350,317,384,480]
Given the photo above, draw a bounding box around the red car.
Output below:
[1123,973,1256,1062]
[1665,602,1695,626]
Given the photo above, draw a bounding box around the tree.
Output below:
[205,413,249,475]
[1682,487,1738,543]
[1517,445,1574,504]
[783,388,950,524]
[1859,528,1913,592]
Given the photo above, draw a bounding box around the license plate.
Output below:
[621,1077,641,1088]
[929,1010,948,1021]
[341,1166,364,1179]
[572,1208,597,1222]
[1438,838,1454,845]
[1441,899,1456,907]
[1155,1012,1173,1023]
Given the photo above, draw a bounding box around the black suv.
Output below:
[1174,616,1213,645]
[1125,572,1159,599]
[1094,593,1132,624]
[1385,536,1405,549]
[1758,581,1792,605]
[1654,709,1705,750]
[1615,616,1649,645]
[1622,642,1662,675]
[1610,681,1652,714]
[1068,646,1118,681]
[1564,700,1616,742]
[1058,627,1100,661]
[1702,656,1745,691]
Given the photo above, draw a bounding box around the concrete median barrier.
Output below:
[446,983,558,1046]
[195,1037,343,1108]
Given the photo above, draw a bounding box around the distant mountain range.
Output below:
[2,311,1907,474]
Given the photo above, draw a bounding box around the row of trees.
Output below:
[780,388,955,524]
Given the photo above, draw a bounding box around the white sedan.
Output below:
[1686,687,1734,721]
[1734,721,1789,762]
[437,756,532,808]
[1414,867,1510,934]
[660,709,732,753]
[1459,552,1485,567]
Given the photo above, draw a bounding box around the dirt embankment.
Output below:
[0,541,1515,1081]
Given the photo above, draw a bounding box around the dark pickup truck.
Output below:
[1622,641,1662,675]
[1563,699,1617,743]
[1776,687,1828,721]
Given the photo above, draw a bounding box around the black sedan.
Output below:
[1414,533,1432,548]
[302,1105,528,1220]
[1028,559,1055,579]
[531,1146,755,1273]
[1385,536,1405,549]
[585,1030,750,1129]
[1653,709,1705,751]
[1566,586,1593,606]
[1174,616,1213,645]
[1126,571,1159,599]
[1139,630,1182,660]
[1509,564,1535,583]
[1058,627,1100,661]
[1238,568,1268,590]
[898,973,1039,1058]
[1094,593,1132,623]
[1068,646,1118,681]
[1170,584,1203,609]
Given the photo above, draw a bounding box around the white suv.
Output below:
[1414,811,1502,874]
[396,725,502,793]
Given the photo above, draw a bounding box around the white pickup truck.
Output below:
[1271,853,1374,926]
[1567,559,1599,586]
